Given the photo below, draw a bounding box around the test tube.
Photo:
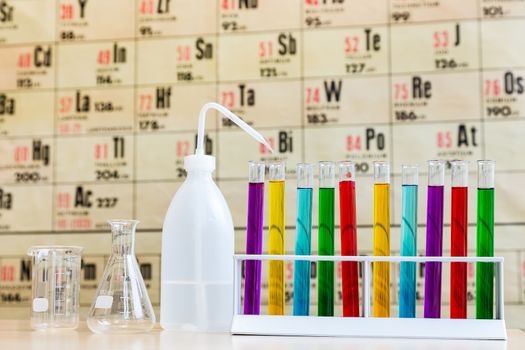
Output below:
[244,161,265,315]
[268,162,285,315]
[450,160,468,319]
[318,161,335,316]
[293,163,314,316]
[338,161,359,317]
[399,164,418,318]
[373,161,390,317]
[476,160,495,319]
[424,160,445,318]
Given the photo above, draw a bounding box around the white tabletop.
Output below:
[0,321,523,350]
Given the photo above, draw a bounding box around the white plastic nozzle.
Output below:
[196,102,274,156]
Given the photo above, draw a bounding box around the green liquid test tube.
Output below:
[318,161,335,316]
[476,160,495,319]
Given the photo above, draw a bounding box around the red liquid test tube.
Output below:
[339,161,359,317]
[450,160,468,319]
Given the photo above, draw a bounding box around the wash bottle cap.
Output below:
[184,102,274,171]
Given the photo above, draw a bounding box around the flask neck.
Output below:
[109,220,138,256]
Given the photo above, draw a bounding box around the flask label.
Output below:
[32,298,48,312]
[95,295,113,309]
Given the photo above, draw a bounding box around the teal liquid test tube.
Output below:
[293,163,314,316]
[476,160,495,319]
[399,165,418,318]
[318,161,335,317]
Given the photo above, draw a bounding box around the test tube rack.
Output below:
[231,254,506,340]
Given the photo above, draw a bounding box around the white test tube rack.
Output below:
[231,254,506,340]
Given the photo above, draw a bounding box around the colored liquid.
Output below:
[318,187,335,316]
[339,180,359,317]
[451,186,468,319]
[476,188,495,319]
[373,183,390,317]
[424,185,444,318]
[268,180,285,315]
[243,182,264,315]
[293,187,313,316]
[399,184,417,318]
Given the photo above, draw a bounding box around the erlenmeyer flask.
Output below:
[87,219,155,334]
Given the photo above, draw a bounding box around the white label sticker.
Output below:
[32,298,48,312]
[95,295,113,309]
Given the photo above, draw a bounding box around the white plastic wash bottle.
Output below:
[160,102,273,332]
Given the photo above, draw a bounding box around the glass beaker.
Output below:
[87,220,155,334]
[27,245,83,330]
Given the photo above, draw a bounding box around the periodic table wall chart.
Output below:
[1,0,525,324]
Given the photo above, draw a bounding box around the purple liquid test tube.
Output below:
[424,160,445,318]
[244,161,265,315]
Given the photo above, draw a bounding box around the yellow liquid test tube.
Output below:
[268,162,285,315]
[373,161,390,317]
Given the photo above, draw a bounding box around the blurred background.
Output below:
[0,0,524,327]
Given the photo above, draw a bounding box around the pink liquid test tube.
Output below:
[243,161,265,315]
[424,160,445,318]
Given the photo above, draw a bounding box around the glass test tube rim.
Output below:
[450,160,469,188]
[248,160,265,183]
[477,159,496,165]
[269,162,285,181]
[373,160,390,184]
[401,164,419,186]
[27,245,84,256]
[107,219,140,237]
[338,160,356,182]
[297,163,314,188]
[107,218,140,227]
[319,161,336,188]
[477,159,495,189]
[427,159,445,186]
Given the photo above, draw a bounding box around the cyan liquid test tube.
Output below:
[399,165,418,318]
[293,163,314,316]
[424,160,445,318]
[243,161,265,315]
